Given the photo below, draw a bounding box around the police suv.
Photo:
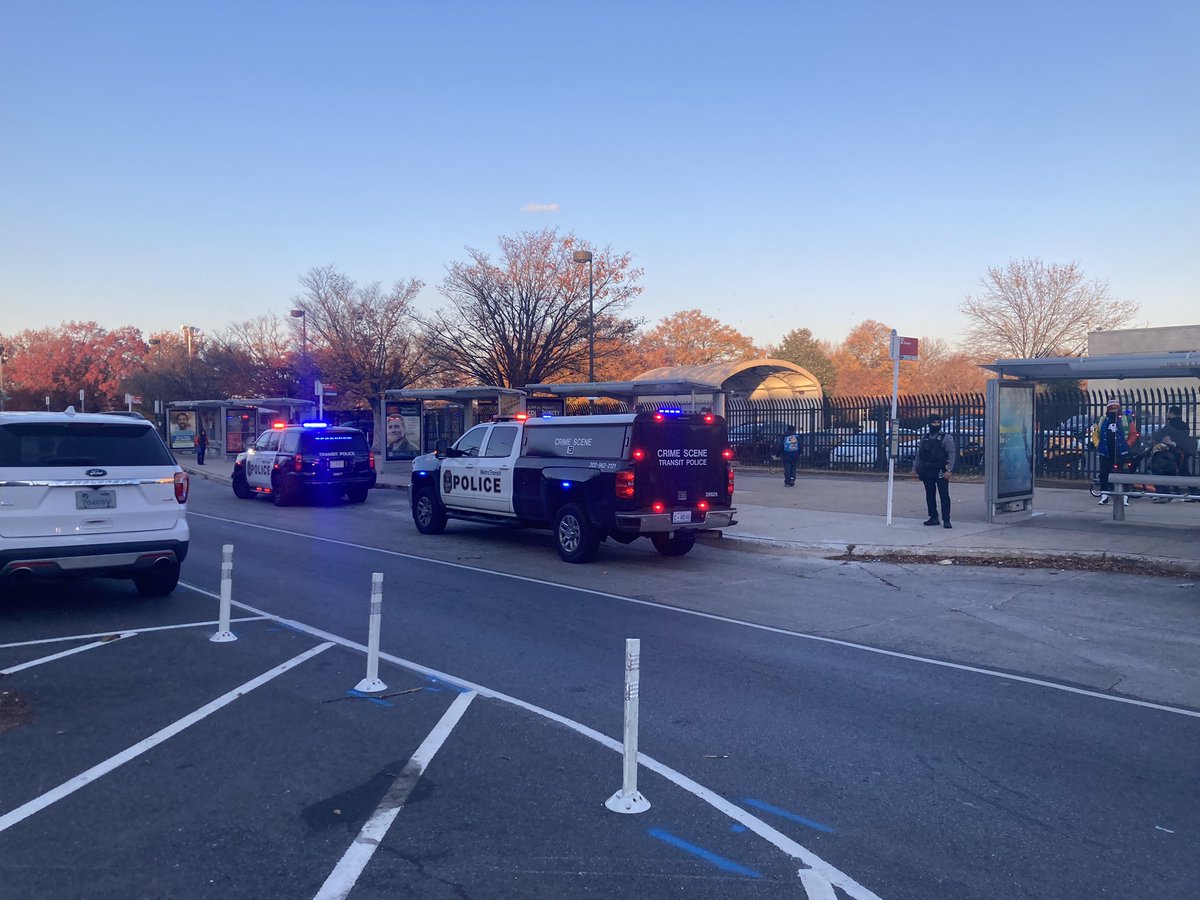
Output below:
[231,422,376,506]
[410,410,737,562]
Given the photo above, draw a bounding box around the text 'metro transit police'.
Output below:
[409,410,737,563]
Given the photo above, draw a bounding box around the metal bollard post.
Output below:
[355,573,387,693]
[210,544,236,643]
[605,637,651,814]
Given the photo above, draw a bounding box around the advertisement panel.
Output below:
[385,401,422,460]
[987,381,1036,504]
[169,410,196,450]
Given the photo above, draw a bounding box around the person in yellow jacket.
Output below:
[1091,399,1138,505]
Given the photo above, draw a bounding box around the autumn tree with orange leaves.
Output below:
[1,322,149,411]
[636,309,759,371]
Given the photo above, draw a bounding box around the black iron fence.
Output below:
[724,387,1198,481]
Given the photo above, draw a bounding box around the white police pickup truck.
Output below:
[409,410,737,562]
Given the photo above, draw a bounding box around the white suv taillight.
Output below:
[174,471,189,503]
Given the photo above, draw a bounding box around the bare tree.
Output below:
[425,229,643,387]
[960,259,1139,359]
[292,264,433,407]
[213,313,300,397]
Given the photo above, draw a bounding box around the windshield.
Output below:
[0,422,175,467]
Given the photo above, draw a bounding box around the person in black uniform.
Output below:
[912,413,957,528]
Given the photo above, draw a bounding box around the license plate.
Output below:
[330,459,345,469]
[76,490,115,510]
[671,510,692,524]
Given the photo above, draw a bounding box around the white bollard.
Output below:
[209,544,237,643]
[605,637,651,814]
[355,573,387,693]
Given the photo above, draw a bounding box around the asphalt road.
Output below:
[2,478,1198,898]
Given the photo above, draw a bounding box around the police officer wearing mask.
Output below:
[912,413,957,528]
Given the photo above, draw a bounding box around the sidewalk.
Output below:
[182,457,1200,572]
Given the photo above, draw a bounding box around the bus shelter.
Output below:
[981,351,1200,522]
[378,386,526,471]
[165,398,316,458]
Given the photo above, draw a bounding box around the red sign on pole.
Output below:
[898,337,919,361]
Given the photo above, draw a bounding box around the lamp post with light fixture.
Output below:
[0,344,7,412]
[290,309,308,402]
[572,250,595,385]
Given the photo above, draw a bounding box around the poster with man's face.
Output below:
[170,411,196,450]
[385,401,421,460]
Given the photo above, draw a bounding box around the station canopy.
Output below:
[982,351,1200,381]
[527,359,823,402]
[383,386,525,402]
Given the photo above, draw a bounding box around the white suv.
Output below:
[0,409,189,596]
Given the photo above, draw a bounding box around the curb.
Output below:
[696,531,1200,574]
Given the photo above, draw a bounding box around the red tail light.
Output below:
[631,448,645,461]
[616,470,635,499]
[653,413,664,422]
[174,472,189,503]
[721,448,733,459]
[727,466,735,495]
[704,413,715,424]
[651,501,665,514]
[368,451,376,470]
[294,453,303,473]
[697,500,709,511]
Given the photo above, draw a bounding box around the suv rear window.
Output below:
[299,430,369,454]
[0,422,176,467]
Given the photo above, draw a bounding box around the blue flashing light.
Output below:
[561,481,571,489]
[541,412,554,418]
[417,470,427,476]
[301,421,329,428]
[657,406,683,416]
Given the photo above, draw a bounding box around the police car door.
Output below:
[440,424,489,512]
[245,430,281,491]
[475,424,519,514]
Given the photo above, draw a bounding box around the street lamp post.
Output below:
[290,309,307,401]
[0,344,7,412]
[572,251,595,384]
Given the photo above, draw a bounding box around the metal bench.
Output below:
[1107,473,1200,520]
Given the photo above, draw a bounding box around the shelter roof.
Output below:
[524,380,716,401]
[166,398,315,408]
[631,359,822,399]
[982,351,1200,381]
[384,386,525,402]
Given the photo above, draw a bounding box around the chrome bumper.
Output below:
[614,507,737,534]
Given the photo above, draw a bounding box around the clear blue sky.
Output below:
[2,1,1196,350]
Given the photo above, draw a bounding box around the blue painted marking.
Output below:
[646,828,761,878]
[424,676,471,694]
[346,690,393,708]
[730,824,748,833]
[741,798,835,833]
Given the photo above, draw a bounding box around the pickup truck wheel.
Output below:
[132,562,180,598]
[272,474,294,507]
[553,502,600,563]
[232,470,255,499]
[413,488,447,534]
[346,485,369,504]
[651,532,696,557]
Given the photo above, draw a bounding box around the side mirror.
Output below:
[435,439,449,458]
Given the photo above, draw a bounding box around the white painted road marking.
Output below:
[313,691,476,900]
[0,632,135,674]
[186,586,883,900]
[188,511,1200,720]
[0,616,269,650]
[0,642,333,835]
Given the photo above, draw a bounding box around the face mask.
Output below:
[929,424,941,433]
[1107,411,1118,421]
